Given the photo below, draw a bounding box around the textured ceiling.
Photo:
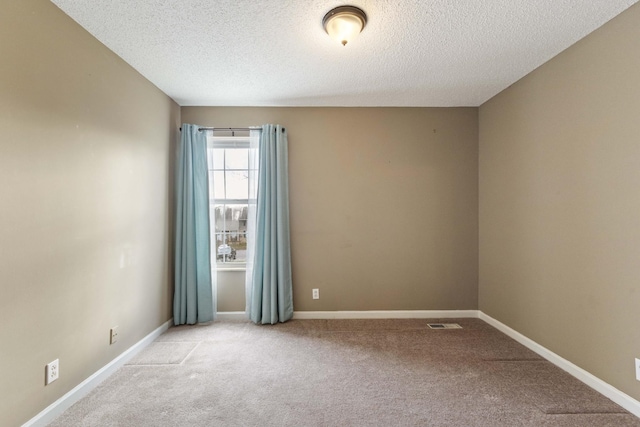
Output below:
[51,0,638,107]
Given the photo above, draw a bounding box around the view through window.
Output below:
[207,136,251,265]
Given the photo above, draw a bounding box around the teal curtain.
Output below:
[246,124,294,324]
[174,124,215,325]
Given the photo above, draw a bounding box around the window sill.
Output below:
[216,266,246,272]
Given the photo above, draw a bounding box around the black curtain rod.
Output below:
[179,126,285,132]
[198,127,262,132]
[178,126,260,132]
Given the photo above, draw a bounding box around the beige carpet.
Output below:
[49,318,640,426]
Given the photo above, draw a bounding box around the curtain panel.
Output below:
[246,124,294,324]
[174,124,216,325]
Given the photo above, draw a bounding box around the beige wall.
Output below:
[183,107,479,312]
[217,270,245,312]
[479,3,640,401]
[0,1,178,425]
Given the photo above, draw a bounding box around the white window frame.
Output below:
[207,135,251,270]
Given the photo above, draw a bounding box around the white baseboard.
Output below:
[23,319,173,427]
[293,310,480,319]
[218,310,480,321]
[478,312,640,418]
[216,311,247,321]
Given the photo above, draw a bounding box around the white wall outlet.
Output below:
[635,358,640,381]
[312,288,319,300]
[110,326,119,345]
[45,359,59,385]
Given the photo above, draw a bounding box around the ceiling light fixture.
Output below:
[322,5,367,46]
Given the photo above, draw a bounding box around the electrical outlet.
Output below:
[635,358,640,381]
[45,359,59,385]
[312,288,319,300]
[110,326,119,345]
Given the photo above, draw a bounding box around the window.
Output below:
[207,135,251,266]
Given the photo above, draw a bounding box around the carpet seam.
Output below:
[180,341,203,365]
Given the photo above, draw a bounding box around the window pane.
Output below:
[220,205,246,230]
[213,171,225,199]
[227,232,247,263]
[215,204,246,232]
[212,149,225,170]
[213,205,225,233]
[213,205,248,264]
[226,171,248,199]
[214,233,233,262]
[225,148,249,170]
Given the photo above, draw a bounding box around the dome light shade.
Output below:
[322,6,367,46]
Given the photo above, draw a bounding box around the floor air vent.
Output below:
[427,323,462,329]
